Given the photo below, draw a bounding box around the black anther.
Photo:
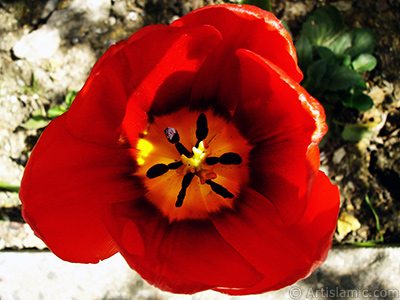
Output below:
[146,164,169,179]
[168,161,183,169]
[195,113,208,146]
[205,157,219,165]
[220,153,242,165]
[205,180,234,199]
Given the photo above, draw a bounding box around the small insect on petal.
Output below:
[165,127,180,144]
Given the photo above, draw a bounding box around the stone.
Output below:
[40,0,59,20]
[368,85,386,105]
[333,147,346,164]
[332,0,355,11]
[0,221,47,250]
[69,0,111,23]
[0,95,26,189]
[283,2,308,20]
[0,247,399,299]
[112,0,129,18]
[45,43,96,92]
[12,25,61,62]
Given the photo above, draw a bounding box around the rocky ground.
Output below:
[2,248,400,300]
[0,0,399,250]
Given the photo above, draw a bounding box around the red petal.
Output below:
[233,49,325,224]
[121,24,222,144]
[103,199,263,294]
[66,24,165,147]
[172,4,302,82]
[211,171,339,295]
[171,5,302,114]
[20,114,140,263]
[90,25,167,76]
[67,24,222,147]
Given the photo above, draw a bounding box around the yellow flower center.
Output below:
[135,108,252,222]
[183,141,208,170]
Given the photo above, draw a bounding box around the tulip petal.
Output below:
[66,24,222,147]
[19,5,339,296]
[211,171,339,295]
[172,4,301,82]
[172,5,302,115]
[103,199,263,294]
[232,49,324,224]
[20,114,140,263]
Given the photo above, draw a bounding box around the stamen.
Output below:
[175,143,192,158]
[206,153,242,166]
[220,153,242,165]
[205,157,219,165]
[146,164,169,179]
[147,112,242,210]
[176,173,195,207]
[147,161,184,178]
[168,161,183,169]
[195,113,208,147]
[205,180,234,199]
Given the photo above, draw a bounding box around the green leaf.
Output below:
[305,59,328,93]
[343,93,374,111]
[329,32,352,55]
[23,116,50,129]
[325,65,363,91]
[236,0,271,11]
[315,46,336,64]
[65,90,78,107]
[324,92,344,105]
[352,79,368,92]
[365,196,384,243]
[302,59,329,96]
[46,91,78,119]
[0,181,20,192]
[341,54,352,68]
[307,59,327,82]
[301,5,345,47]
[352,53,377,73]
[346,28,376,58]
[341,124,377,141]
[47,106,68,119]
[295,34,313,71]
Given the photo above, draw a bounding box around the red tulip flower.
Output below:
[20,4,339,295]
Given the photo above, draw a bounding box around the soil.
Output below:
[0,0,399,248]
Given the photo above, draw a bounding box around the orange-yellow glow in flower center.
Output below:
[135,108,252,221]
[183,141,208,170]
[180,141,217,184]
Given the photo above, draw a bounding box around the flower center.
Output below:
[136,108,252,221]
[182,140,209,171]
